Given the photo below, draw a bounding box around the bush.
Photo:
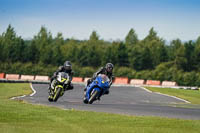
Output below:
[114,67,135,78]
[79,67,96,77]
[182,72,197,86]
[153,62,174,81]
[71,63,82,77]
[195,73,200,87]
[0,61,199,87]
[0,62,57,77]
[133,70,153,80]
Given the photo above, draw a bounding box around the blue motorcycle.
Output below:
[83,74,110,104]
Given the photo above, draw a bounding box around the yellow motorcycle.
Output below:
[48,72,70,102]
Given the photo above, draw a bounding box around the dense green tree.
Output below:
[0,24,25,62]
[61,39,79,63]
[40,45,53,64]
[175,45,187,70]
[1,25,200,86]
[144,27,159,42]
[193,37,200,71]
[111,41,129,66]
[31,26,53,64]
[131,28,169,69]
[76,43,88,66]
[53,32,64,46]
[125,28,138,46]
[0,33,3,61]
[102,45,113,65]
[196,36,200,45]
[51,33,64,65]
[138,46,154,70]
[89,31,99,42]
[77,42,102,67]
[24,41,39,63]
[168,39,182,61]
[147,39,168,67]
[129,42,153,70]
[33,26,53,50]
[183,40,195,71]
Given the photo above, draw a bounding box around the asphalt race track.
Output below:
[21,83,200,120]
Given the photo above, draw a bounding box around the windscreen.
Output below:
[98,74,110,82]
[60,72,69,79]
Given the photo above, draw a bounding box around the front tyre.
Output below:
[53,87,62,102]
[48,95,53,102]
[83,97,88,104]
[88,90,99,104]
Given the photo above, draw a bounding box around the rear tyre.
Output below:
[53,87,62,102]
[88,90,99,104]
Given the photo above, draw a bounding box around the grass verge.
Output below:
[145,87,200,104]
[0,83,200,133]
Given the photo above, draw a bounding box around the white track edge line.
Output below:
[139,86,153,93]
[155,92,191,103]
[10,95,26,100]
[10,83,36,100]
[139,86,190,103]
[30,83,36,96]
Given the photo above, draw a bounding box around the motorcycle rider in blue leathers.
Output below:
[84,63,114,100]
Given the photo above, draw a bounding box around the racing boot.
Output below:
[65,83,74,91]
[83,87,88,104]
[68,83,74,90]
[104,90,109,95]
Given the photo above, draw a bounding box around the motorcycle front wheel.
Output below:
[53,87,62,102]
[48,95,53,102]
[88,90,99,104]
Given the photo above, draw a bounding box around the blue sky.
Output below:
[0,0,200,41]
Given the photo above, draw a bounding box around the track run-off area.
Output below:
[20,83,200,120]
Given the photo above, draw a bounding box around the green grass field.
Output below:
[0,83,200,133]
[145,87,200,104]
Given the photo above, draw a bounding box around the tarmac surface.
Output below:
[21,83,200,120]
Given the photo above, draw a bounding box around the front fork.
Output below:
[55,85,64,96]
[86,87,101,100]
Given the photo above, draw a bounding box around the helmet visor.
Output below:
[64,66,71,70]
[107,67,113,72]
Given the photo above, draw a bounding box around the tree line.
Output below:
[0,24,200,86]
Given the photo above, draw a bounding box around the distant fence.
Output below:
[0,73,198,90]
[130,79,145,85]
[5,74,20,80]
[113,77,129,84]
[146,80,161,86]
